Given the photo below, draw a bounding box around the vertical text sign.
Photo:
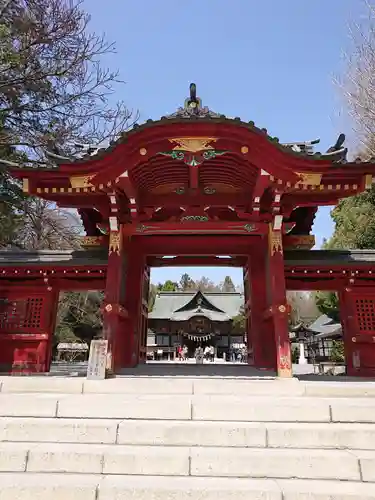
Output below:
[87,340,108,380]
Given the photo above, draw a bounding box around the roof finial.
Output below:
[325,133,348,162]
[184,82,201,112]
[189,83,197,104]
[167,83,220,119]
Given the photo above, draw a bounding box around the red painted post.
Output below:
[267,223,292,377]
[102,227,127,373]
[248,239,277,370]
[338,288,355,375]
[122,239,146,367]
[243,263,254,365]
[45,289,60,372]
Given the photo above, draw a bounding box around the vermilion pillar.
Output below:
[123,238,146,367]
[266,222,292,377]
[247,238,277,370]
[138,265,150,363]
[339,287,355,376]
[102,227,128,373]
[243,264,253,365]
[45,288,60,372]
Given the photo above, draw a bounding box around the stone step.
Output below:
[2,375,375,398]
[3,392,375,422]
[1,473,375,500]
[3,417,375,450]
[0,442,371,481]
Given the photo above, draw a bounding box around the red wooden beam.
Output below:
[0,279,106,291]
[250,171,270,215]
[0,266,106,277]
[147,256,247,267]
[135,235,261,255]
[115,174,137,200]
[139,193,250,208]
[285,279,346,291]
[189,165,199,190]
[127,220,267,235]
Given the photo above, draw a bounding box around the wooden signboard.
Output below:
[87,340,108,380]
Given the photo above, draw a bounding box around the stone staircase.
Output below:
[2,375,375,499]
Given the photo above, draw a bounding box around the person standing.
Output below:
[177,345,183,361]
[209,345,215,362]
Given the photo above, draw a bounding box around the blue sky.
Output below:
[84,0,364,287]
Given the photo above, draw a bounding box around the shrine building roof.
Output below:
[3,84,350,171]
[148,290,244,321]
[284,249,375,265]
[1,249,375,268]
[0,249,107,266]
[4,82,375,242]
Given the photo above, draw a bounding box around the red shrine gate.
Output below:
[2,84,375,377]
[2,247,375,376]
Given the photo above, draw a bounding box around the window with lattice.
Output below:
[0,297,44,332]
[355,298,375,332]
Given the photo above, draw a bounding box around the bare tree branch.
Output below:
[14,198,82,249]
[336,0,375,156]
[0,0,137,160]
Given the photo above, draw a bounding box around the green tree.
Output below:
[0,0,134,248]
[330,340,345,363]
[179,273,196,291]
[324,187,375,250]
[0,123,28,246]
[221,276,236,292]
[336,0,375,156]
[0,0,133,159]
[195,276,220,292]
[148,283,158,311]
[55,291,103,343]
[158,280,179,292]
[232,305,246,334]
[315,291,340,322]
[148,280,179,312]
[327,1,375,254]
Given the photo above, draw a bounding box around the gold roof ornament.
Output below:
[169,137,217,153]
[70,175,94,189]
[296,172,322,186]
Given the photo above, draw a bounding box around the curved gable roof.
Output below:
[174,290,224,314]
[148,291,244,320]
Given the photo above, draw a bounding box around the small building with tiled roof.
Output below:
[147,290,245,359]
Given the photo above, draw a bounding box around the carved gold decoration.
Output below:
[80,236,106,248]
[180,215,209,222]
[241,146,249,154]
[283,234,315,250]
[169,137,217,153]
[278,343,292,377]
[105,304,113,312]
[70,175,94,189]
[365,174,373,189]
[296,172,322,186]
[269,225,283,256]
[210,183,242,193]
[139,147,147,156]
[150,183,184,195]
[22,179,29,193]
[109,231,121,255]
[278,305,286,313]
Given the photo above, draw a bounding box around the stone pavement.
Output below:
[1,374,375,498]
[49,359,317,377]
